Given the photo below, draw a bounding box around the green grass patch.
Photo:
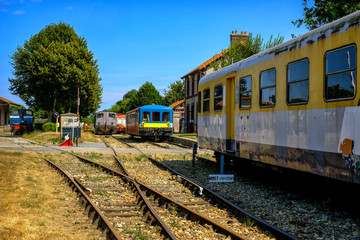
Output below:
[174,133,197,140]
[122,227,150,240]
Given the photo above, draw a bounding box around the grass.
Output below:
[244,216,256,228]
[0,150,103,239]
[22,130,103,144]
[122,227,151,240]
[174,133,197,140]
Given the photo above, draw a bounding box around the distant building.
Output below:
[0,96,21,131]
[181,30,248,133]
[169,99,185,133]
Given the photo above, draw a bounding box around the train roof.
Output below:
[126,105,173,114]
[199,10,360,85]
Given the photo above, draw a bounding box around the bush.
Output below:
[41,122,56,132]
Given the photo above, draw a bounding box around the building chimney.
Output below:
[230,30,249,46]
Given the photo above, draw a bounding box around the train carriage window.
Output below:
[143,112,150,121]
[10,109,19,115]
[198,91,201,113]
[214,84,223,111]
[163,112,170,122]
[203,88,210,112]
[96,113,104,118]
[239,76,252,109]
[25,110,33,116]
[153,112,160,121]
[325,45,356,101]
[109,113,116,118]
[260,68,276,107]
[287,59,309,104]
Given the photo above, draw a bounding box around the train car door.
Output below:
[226,76,235,152]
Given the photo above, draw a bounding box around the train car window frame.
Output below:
[25,110,33,116]
[260,68,276,107]
[287,58,309,105]
[214,84,223,112]
[96,113,104,118]
[153,112,161,122]
[198,91,201,113]
[142,112,150,122]
[162,112,170,122]
[324,44,357,102]
[203,88,210,113]
[109,113,116,118]
[239,75,252,109]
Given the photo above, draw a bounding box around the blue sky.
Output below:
[0,0,308,111]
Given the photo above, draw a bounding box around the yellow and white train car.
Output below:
[198,11,360,184]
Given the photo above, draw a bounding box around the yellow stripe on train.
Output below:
[141,122,170,128]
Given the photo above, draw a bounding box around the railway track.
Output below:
[41,150,176,239]
[2,135,297,239]
[109,136,297,240]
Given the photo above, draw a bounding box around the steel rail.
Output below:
[101,136,131,176]
[35,152,122,240]
[113,136,298,240]
[150,156,298,240]
[135,178,250,240]
[73,147,251,240]
[71,153,177,240]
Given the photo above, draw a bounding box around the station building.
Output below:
[181,30,248,133]
[0,96,21,131]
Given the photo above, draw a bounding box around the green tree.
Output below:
[123,89,138,100]
[210,33,284,70]
[163,79,185,106]
[8,22,102,121]
[292,0,360,30]
[107,89,138,113]
[128,82,163,110]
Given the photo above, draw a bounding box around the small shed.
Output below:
[0,96,21,132]
[60,113,81,139]
[169,99,185,133]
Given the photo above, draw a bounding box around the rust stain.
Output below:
[340,138,353,155]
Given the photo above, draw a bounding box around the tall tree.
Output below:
[210,33,284,70]
[163,79,185,106]
[128,82,163,110]
[292,0,360,30]
[8,22,102,121]
[108,89,138,113]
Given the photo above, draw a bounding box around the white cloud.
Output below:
[12,9,25,14]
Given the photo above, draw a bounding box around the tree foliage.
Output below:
[108,82,165,113]
[8,22,102,121]
[128,82,163,110]
[163,79,185,106]
[292,0,360,30]
[210,33,284,70]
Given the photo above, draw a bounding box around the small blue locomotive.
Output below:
[10,109,34,135]
[126,105,173,140]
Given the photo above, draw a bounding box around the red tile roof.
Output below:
[181,40,245,79]
[169,99,185,108]
[0,96,21,106]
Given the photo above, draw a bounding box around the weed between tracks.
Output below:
[122,226,151,240]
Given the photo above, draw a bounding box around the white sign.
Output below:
[208,174,234,183]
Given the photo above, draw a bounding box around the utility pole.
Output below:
[76,87,80,147]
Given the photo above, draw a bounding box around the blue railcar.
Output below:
[126,105,173,140]
[10,109,34,135]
